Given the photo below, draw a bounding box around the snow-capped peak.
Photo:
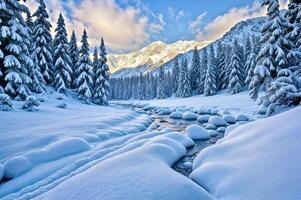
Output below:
[108,40,210,74]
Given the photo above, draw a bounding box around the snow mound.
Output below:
[208,116,227,126]
[236,114,249,121]
[3,157,32,179]
[25,137,92,165]
[182,112,198,120]
[185,125,211,140]
[197,115,211,123]
[217,127,226,133]
[158,108,172,115]
[169,111,183,119]
[208,130,218,137]
[190,107,301,200]
[39,132,214,200]
[223,114,236,124]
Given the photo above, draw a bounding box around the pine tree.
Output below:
[221,45,232,89]
[265,69,301,114]
[245,36,260,85]
[75,30,93,101]
[157,67,167,99]
[177,58,192,97]
[26,13,45,93]
[94,38,110,105]
[53,14,72,93]
[32,0,53,85]
[0,0,33,100]
[250,0,293,101]
[196,47,208,94]
[92,47,100,97]
[204,45,217,96]
[190,47,201,91]
[216,42,226,90]
[171,57,180,94]
[69,31,79,88]
[228,40,245,94]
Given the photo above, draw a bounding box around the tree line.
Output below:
[0,0,110,105]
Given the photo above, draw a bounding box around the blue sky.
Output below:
[27,0,288,53]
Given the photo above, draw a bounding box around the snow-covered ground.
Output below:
[1,90,300,200]
[114,91,260,117]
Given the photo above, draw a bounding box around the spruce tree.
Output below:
[94,38,110,105]
[69,31,79,88]
[53,14,72,93]
[0,0,33,99]
[177,58,192,97]
[75,30,93,101]
[204,45,217,96]
[157,67,167,99]
[250,0,292,102]
[196,47,208,94]
[171,58,180,94]
[32,0,53,85]
[190,47,201,91]
[228,40,245,94]
[26,13,45,93]
[216,42,226,90]
[245,37,260,85]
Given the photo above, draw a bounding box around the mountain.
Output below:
[110,16,265,78]
[109,40,210,77]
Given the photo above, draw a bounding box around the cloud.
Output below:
[189,12,207,34]
[167,6,187,21]
[194,0,289,41]
[26,0,164,53]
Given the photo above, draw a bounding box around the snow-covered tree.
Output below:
[26,13,45,93]
[53,14,72,93]
[75,30,93,101]
[196,47,208,94]
[245,37,260,85]
[215,42,226,90]
[250,0,293,101]
[177,58,191,97]
[69,31,79,88]
[190,47,201,91]
[204,45,217,96]
[221,45,232,89]
[228,40,245,94]
[94,38,110,105]
[265,69,301,114]
[157,67,168,99]
[32,0,53,84]
[0,0,33,100]
[171,57,180,94]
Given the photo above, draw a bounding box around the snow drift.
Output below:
[39,132,214,200]
[190,106,301,200]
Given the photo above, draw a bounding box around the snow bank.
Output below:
[2,138,91,179]
[39,132,214,200]
[24,138,91,165]
[185,125,211,140]
[190,107,301,200]
[3,157,32,179]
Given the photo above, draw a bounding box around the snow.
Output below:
[38,132,214,200]
[197,115,211,123]
[185,125,211,140]
[169,111,183,119]
[208,116,227,126]
[236,114,249,121]
[190,106,301,200]
[3,157,32,179]
[205,124,217,130]
[223,114,236,124]
[182,111,198,120]
[0,164,3,182]
[121,91,259,117]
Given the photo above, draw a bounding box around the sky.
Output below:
[26,0,289,54]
